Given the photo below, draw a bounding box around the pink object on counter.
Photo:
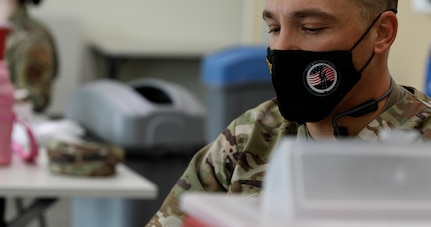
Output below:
[0,25,38,165]
[0,60,15,165]
[0,24,9,60]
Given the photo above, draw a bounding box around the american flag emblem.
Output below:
[305,62,338,95]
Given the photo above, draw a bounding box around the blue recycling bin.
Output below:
[425,48,431,96]
[202,45,275,142]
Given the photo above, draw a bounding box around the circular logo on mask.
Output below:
[304,61,339,96]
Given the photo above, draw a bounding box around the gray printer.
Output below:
[65,78,206,153]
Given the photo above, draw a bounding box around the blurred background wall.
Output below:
[29,0,266,115]
[389,0,431,90]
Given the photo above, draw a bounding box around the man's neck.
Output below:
[306,103,386,139]
[306,83,394,139]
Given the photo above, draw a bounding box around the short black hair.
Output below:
[354,0,398,26]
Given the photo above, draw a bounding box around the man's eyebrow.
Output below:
[262,9,274,21]
[292,9,337,21]
[262,8,337,22]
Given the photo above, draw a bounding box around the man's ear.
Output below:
[374,11,398,54]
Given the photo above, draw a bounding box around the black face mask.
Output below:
[266,10,395,124]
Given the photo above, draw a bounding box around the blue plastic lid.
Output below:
[201,45,271,86]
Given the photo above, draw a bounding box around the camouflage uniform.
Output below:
[146,84,431,227]
[5,5,58,112]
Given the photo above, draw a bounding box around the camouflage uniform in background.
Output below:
[46,139,125,177]
[146,83,431,227]
[6,5,58,112]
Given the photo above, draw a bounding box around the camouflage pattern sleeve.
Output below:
[10,35,56,112]
[146,121,240,226]
[146,100,292,227]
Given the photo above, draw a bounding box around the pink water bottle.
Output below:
[0,23,15,165]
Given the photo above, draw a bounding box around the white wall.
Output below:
[30,0,251,46]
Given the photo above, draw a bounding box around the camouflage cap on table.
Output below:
[46,139,125,177]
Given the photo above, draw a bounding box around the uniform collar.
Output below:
[381,78,402,113]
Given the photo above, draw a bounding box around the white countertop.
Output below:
[0,150,157,199]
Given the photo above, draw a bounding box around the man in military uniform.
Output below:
[147,0,431,226]
[3,0,58,112]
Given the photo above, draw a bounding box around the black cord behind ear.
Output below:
[332,79,394,137]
